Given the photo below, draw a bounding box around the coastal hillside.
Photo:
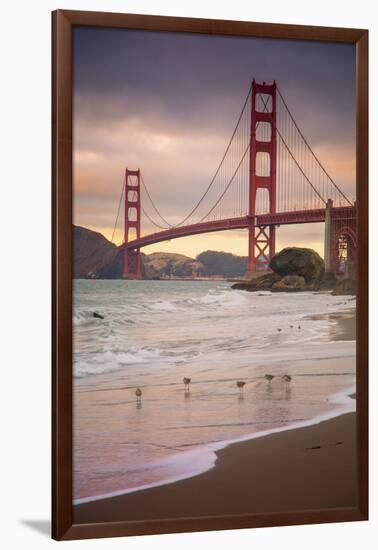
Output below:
[73,225,248,279]
[73,225,119,279]
[143,252,204,279]
[197,250,248,278]
[73,225,146,279]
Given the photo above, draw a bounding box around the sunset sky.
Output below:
[73,27,356,258]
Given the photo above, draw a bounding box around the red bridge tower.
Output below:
[123,168,142,279]
[248,80,277,272]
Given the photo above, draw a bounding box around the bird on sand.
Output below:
[298,325,302,330]
[183,377,191,392]
[236,380,246,395]
[277,328,282,332]
[264,374,274,383]
[135,387,142,402]
[282,374,292,385]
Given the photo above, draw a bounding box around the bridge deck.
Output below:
[124,206,356,249]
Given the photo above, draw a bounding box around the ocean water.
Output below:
[73,280,356,503]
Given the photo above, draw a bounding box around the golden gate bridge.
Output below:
[112,80,356,279]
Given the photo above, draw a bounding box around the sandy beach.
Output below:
[74,410,356,524]
[73,282,356,524]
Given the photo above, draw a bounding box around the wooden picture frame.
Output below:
[52,9,368,541]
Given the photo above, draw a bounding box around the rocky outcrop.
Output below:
[231,273,280,291]
[232,247,334,293]
[332,278,357,296]
[269,247,324,283]
[271,274,307,292]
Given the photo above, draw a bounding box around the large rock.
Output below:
[271,275,307,292]
[332,278,357,296]
[269,247,324,283]
[231,247,329,293]
[231,272,280,291]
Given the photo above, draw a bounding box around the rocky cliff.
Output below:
[73,225,119,279]
[231,247,355,295]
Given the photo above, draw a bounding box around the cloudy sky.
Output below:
[73,27,356,258]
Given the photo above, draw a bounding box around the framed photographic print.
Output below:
[52,10,368,541]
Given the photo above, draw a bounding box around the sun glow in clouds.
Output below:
[73,28,355,257]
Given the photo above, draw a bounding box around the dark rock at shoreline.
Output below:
[332,278,357,296]
[93,312,104,319]
[231,247,343,293]
[269,247,324,283]
[271,274,307,292]
[231,272,280,291]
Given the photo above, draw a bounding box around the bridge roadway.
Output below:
[123,206,355,250]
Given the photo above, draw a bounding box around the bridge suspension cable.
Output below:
[174,84,252,227]
[110,176,125,243]
[256,92,326,210]
[276,86,353,207]
[140,173,173,228]
[197,143,250,222]
[140,203,172,230]
[111,172,171,244]
[117,80,353,241]
[139,84,253,230]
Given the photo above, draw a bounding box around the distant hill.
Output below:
[196,250,248,278]
[73,226,247,279]
[144,252,204,279]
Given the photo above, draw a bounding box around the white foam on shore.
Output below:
[74,384,356,506]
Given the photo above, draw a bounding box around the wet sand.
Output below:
[74,411,356,524]
[309,308,356,341]
[74,303,356,525]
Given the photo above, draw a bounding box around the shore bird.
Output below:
[264,374,274,383]
[183,377,191,392]
[277,328,282,332]
[236,380,246,395]
[282,374,292,386]
[135,387,142,402]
